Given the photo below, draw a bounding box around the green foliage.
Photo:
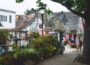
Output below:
[30,32,40,38]
[24,8,36,15]
[31,37,42,48]
[52,0,86,13]
[0,55,13,65]
[0,33,62,64]
[0,48,40,65]
[0,29,10,45]
[16,0,24,3]
[45,9,53,15]
[36,0,47,10]
[16,0,86,13]
[13,48,40,62]
[36,0,53,15]
[31,35,60,58]
[17,0,53,17]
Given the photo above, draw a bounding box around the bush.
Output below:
[14,48,40,62]
[0,29,10,55]
[29,32,40,38]
[0,55,13,65]
[30,34,60,59]
[0,32,63,65]
[0,29,9,45]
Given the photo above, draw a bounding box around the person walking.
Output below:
[76,34,82,52]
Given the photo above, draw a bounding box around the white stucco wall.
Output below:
[22,17,42,32]
[0,10,16,29]
[77,17,84,34]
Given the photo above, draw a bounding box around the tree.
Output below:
[16,0,90,64]
[24,8,36,15]
[0,29,9,45]
[51,0,90,64]
[0,29,10,52]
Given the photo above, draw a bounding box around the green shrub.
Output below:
[30,34,60,58]
[14,48,40,61]
[0,29,10,55]
[0,32,63,64]
[29,32,40,38]
[0,29,10,45]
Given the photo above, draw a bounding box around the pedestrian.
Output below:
[78,36,83,51]
[76,34,82,52]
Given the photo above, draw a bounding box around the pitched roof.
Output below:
[64,12,80,30]
[50,12,68,24]
[9,13,38,32]
[65,12,79,24]
[51,12,79,24]
[0,8,16,13]
[49,12,80,31]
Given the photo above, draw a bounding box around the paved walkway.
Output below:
[37,45,86,65]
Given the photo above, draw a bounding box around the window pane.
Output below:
[0,15,1,21]
[9,15,12,23]
[0,15,7,21]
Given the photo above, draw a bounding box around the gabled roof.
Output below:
[9,13,38,32]
[64,12,79,24]
[49,12,80,31]
[52,12,80,25]
[16,15,33,27]
[50,12,68,24]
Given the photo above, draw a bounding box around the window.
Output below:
[0,15,7,21]
[0,15,2,21]
[9,15,12,23]
[4,16,7,21]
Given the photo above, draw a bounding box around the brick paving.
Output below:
[37,45,86,65]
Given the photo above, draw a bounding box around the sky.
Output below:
[0,0,69,15]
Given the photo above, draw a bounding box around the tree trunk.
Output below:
[82,0,90,63]
[83,18,90,64]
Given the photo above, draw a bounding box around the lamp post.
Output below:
[40,10,44,36]
[55,20,64,41]
[55,19,65,54]
[41,14,44,36]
